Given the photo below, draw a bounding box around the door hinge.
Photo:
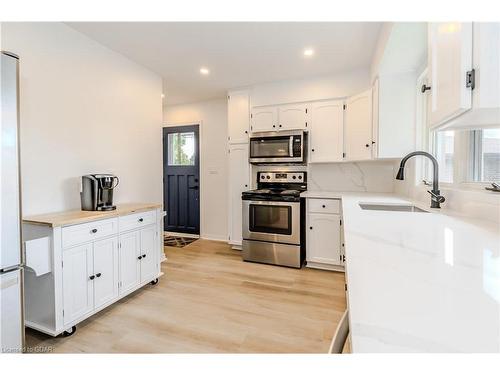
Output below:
[340,219,342,226]
[466,69,475,90]
[343,104,346,110]
[250,113,253,119]
[343,255,346,262]
[61,260,64,268]
[344,283,347,291]
[62,309,65,317]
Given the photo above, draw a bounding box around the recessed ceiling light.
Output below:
[303,48,315,57]
[199,67,210,75]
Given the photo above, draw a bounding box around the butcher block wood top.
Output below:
[23,203,162,227]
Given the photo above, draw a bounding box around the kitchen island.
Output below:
[22,203,164,337]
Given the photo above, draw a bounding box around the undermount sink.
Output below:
[359,203,429,213]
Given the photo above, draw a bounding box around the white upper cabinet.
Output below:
[278,103,308,130]
[227,90,250,143]
[251,106,278,132]
[428,22,473,128]
[309,100,344,163]
[344,89,373,161]
[430,22,500,129]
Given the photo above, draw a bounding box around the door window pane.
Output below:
[435,130,454,183]
[168,132,195,166]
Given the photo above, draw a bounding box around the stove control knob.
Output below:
[292,175,296,179]
[261,175,265,179]
[266,176,271,179]
[298,175,302,180]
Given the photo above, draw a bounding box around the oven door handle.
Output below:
[289,136,294,157]
[246,200,300,207]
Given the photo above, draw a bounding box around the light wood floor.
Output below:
[25,240,347,353]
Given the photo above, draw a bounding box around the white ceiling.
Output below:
[67,22,383,105]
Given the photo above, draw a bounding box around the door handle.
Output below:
[89,275,95,280]
[96,273,102,278]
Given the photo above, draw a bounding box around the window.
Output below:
[167,132,195,166]
[469,128,500,183]
[434,130,455,183]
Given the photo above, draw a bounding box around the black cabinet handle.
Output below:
[138,218,144,222]
[91,229,98,234]
[244,130,248,134]
[311,149,315,152]
[89,275,95,280]
[322,205,326,208]
[279,124,282,128]
[309,226,313,230]
[273,125,276,128]
[137,255,143,260]
[96,273,102,278]
[365,144,370,148]
[142,254,147,258]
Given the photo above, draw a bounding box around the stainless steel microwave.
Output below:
[249,130,305,164]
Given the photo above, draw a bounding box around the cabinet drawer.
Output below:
[62,218,118,248]
[308,198,340,214]
[119,210,156,232]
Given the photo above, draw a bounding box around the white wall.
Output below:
[2,22,164,216]
[163,98,228,241]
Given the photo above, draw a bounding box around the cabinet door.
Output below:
[139,226,158,283]
[93,237,119,309]
[228,143,250,246]
[228,90,250,143]
[62,244,94,325]
[278,103,308,130]
[307,213,341,266]
[344,89,373,161]
[428,22,473,127]
[251,106,278,132]
[309,100,344,162]
[119,231,140,295]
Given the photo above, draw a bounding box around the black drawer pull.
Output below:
[91,228,98,234]
[142,254,147,258]
[138,218,144,222]
[137,255,143,260]
[322,205,326,208]
[309,226,313,230]
[89,275,95,280]
[96,273,102,278]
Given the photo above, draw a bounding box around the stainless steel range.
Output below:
[242,171,307,268]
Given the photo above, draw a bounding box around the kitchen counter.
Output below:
[23,203,162,227]
[302,191,500,352]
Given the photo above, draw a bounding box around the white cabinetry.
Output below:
[251,106,278,132]
[228,90,250,143]
[306,198,343,271]
[228,143,250,248]
[278,103,308,130]
[62,244,94,325]
[428,22,473,127]
[23,206,163,337]
[309,100,344,162]
[429,22,500,129]
[344,89,373,161]
[251,103,308,132]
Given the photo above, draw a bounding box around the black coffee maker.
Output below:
[81,174,119,211]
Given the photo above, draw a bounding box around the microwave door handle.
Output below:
[289,137,293,157]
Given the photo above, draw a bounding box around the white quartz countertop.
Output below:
[302,191,500,352]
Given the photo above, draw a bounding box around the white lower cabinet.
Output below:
[119,230,141,295]
[62,244,94,325]
[306,198,343,271]
[138,226,158,283]
[93,237,119,309]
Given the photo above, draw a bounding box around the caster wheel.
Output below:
[63,325,76,337]
[150,278,159,285]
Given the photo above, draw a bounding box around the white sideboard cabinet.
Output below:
[22,204,164,337]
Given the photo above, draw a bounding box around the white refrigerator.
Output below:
[0,51,25,353]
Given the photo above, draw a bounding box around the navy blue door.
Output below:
[163,125,200,234]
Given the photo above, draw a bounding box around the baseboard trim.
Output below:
[164,231,200,239]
